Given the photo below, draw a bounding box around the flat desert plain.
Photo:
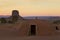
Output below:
[0,30,60,40]
[0,36,60,40]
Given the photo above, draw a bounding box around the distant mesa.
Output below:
[11,10,23,19]
[12,10,19,17]
[0,10,24,23]
[11,10,24,22]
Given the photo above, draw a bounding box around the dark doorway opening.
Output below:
[30,25,36,36]
[56,26,59,30]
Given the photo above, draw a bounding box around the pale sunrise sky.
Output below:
[0,0,60,16]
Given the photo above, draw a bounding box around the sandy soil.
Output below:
[0,36,60,40]
[0,30,59,40]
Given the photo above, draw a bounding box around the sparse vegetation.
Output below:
[0,18,7,23]
[8,21,13,23]
[53,20,60,24]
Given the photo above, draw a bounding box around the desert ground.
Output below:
[0,35,60,40]
[0,30,60,40]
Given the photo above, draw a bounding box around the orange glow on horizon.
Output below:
[0,0,60,16]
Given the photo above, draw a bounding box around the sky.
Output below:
[0,0,60,16]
